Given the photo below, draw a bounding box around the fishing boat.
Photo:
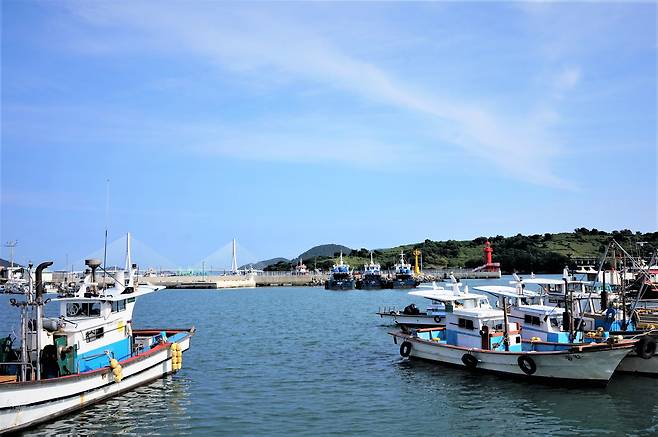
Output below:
[0,234,195,434]
[358,252,383,290]
[390,288,635,386]
[475,278,658,376]
[376,278,466,326]
[324,252,355,290]
[391,251,417,289]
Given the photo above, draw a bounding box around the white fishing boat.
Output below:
[475,280,658,376]
[0,234,195,434]
[376,278,466,327]
[390,289,635,386]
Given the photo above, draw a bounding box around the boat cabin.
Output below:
[412,291,522,351]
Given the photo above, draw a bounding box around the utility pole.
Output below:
[5,240,18,267]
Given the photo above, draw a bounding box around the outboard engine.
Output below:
[403,303,420,315]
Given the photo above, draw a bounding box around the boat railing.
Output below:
[379,306,400,314]
[0,361,35,381]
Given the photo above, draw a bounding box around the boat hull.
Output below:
[391,332,632,386]
[325,279,355,290]
[616,352,658,375]
[391,279,418,289]
[524,338,658,376]
[357,278,383,290]
[0,328,194,434]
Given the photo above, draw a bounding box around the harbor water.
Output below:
[2,276,658,436]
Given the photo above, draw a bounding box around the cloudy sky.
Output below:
[1,1,656,269]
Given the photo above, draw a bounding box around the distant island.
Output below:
[252,229,658,274]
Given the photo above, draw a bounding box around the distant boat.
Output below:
[0,233,195,433]
[325,252,355,291]
[358,252,383,290]
[391,251,418,289]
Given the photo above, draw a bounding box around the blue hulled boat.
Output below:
[325,252,355,291]
[391,251,418,289]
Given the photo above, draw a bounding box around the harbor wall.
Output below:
[59,269,499,291]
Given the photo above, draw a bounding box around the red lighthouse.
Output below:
[472,240,500,275]
[484,240,493,265]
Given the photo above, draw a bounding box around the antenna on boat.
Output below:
[102,178,110,289]
[339,251,344,266]
[125,232,133,287]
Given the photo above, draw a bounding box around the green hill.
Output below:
[296,244,352,261]
[262,229,658,273]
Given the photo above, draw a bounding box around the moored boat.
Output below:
[0,234,195,434]
[390,251,417,289]
[390,289,634,386]
[377,278,466,326]
[474,280,658,376]
[357,252,383,290]
[324,252,355,290]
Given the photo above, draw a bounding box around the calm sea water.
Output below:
[2,276,658,436]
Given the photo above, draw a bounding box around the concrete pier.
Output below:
[140,273,328,289]
[143,274,256,289]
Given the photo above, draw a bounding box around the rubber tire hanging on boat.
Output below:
[461,354,478,368]
[517,355,537,375]
[434,316,442,323]
[400,341,412,357]
[636,336,657,359]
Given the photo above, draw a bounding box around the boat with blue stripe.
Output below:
[390,286,636,386]
[0,233,195,434]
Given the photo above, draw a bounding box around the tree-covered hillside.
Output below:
[262,229,658,274]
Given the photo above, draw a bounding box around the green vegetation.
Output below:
[262,229,658,274]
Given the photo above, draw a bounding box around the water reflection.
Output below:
[24,376,192,436]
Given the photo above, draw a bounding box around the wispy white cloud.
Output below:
[555,66,581,94]
[64,2,576,189]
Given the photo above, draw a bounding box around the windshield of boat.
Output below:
[66,301,101,317]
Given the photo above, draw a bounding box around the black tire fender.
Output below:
[461,354,478,368]
[433,316,442,324]
[518,355,537,375]
[400,341,412,357]
[636,336,657,360]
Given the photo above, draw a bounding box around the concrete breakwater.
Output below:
[142,274,328,289]
[136,268,499,290]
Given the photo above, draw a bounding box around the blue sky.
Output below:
[1,1,656,269]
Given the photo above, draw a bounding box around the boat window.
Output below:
[66,302,101,317]
[523,314,541,326]
[550,318,560,328]
[461,299,476,309]
[85,327,104,342]
[458,318,474,330]
[112,299,126,313]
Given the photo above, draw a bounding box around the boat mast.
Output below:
[501,296,510,351]
[18,263,32,382]
[34,261,52,381]
[125,232,133,287]
[564,276,575,343]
